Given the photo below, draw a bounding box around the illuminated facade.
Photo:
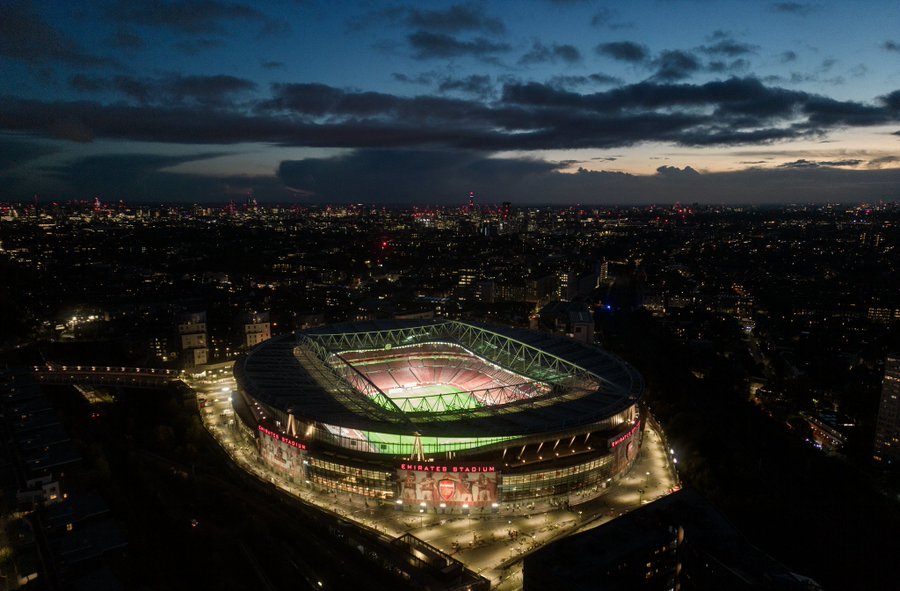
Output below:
[874,355,900,464]
[234,319,644,513]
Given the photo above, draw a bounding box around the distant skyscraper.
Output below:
[467,192,475,213]
[874,355,900,464]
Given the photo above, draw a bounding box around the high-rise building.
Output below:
[458,267,477,287]
[874,355,900,464]
[177,311,208,368]
[239,311,271,349]
[556,270,576,301]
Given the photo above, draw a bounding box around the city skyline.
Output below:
[2,0,900,203]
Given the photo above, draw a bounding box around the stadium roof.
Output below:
[235,319,642,438]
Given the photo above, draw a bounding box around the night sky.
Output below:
[2,0,900,204]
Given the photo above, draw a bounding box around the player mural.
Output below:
[396,463,499,506]
[258,425,307,481]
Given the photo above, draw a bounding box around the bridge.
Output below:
[31,364,186,389]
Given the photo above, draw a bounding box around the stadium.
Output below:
[233,319,644,513]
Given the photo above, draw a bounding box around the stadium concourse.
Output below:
[232,319,647,515]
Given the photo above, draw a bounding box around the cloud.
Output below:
[777,159,862,168]
[652,50,702,81]
[275,148,900,204]
[590,7,631,29]
[392,72,436,86]
[407,31,510,60]
[883,41,900,53]
[437,75,495,98]
[591,7,615,27]
[707,58,750,75]
[106,0,266,34]
[595,41,649,63]
[772,2,816,16]
[699,39,758,57]
[261,60,285,69]
[39,152,221,197]
[26,151,301,201]
[0,1,119,68]
[868,156,899,168]
[385,3,505,35]
[881,90,900,110]
[0,135,60,173]
[519,41,581,65]
[656,165,700,176]
[4,77,900,154]
[277,149,560,202]
[546,74,621,89]
[107,74,257,106]
[780,50,798,63]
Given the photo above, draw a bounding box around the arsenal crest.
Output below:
[439,478,456,501]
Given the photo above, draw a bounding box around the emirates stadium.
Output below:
[232,319,644,513]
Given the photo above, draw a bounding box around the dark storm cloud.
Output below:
[40,152,225,198]
[275,149,900,204]
[546,74,621,90]
[0,136,59,172]
[881,90,900,110]
[106,74,257,106]
[778,159,863,168]
[4,77,900,152]
[595,41,649,63]
[656,165,700,177]
[1,1,119,68]
[386,3,506,35]
[392,72,436,86]
[407,31,511,60]
[519,42,581,65]
[772,2,816,16]
[27,152,300,202]
[106,0,265,34]
[261,83,402,117]
[651,50,702,81]
[437,75,495,98]
[707,59,750,74]
[277,150,560,202]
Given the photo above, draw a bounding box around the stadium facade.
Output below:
[233,319,644,513]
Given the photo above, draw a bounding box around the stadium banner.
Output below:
[609,420,641,472]
[396,463,499,506]
[258,425,307,480]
